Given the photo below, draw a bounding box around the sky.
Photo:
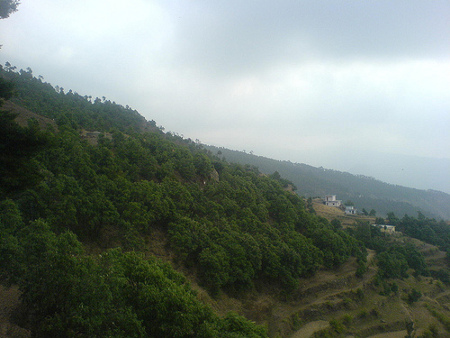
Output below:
[1,1,450,192]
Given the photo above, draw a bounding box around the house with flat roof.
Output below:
[373,224,396,233]
[345,206,357,215]
[324,195,342,207]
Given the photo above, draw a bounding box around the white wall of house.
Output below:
[345,206,357,215]
[324,195,342,207]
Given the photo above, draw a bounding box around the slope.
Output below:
[0,65,361,336]
[1,65,449,338]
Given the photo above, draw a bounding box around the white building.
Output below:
[345,206,357,215]
[324,195,342,207]
[374,224,396,233]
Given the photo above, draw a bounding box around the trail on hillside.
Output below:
[290,320,329,338]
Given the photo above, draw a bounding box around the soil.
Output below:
[290,320,329,338]
[2,101,58,131]
[0,285,30,338]
[366,331,408,338]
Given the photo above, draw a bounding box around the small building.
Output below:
[345,206,357,215]
[324,195,342,207]
[373,224,396,233]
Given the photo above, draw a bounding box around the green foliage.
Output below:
[398,213,450,254]
[426,305,450,332]
[306,197,316,214]
[429,269,450,285]
[341,314,352,327]
[0,76,14,103]
[386,211,399,225]
[0,199,24,283]
[407,288,422,304]
[377,250,408,279]
[350,217,429,281]
[309,227,354,268]
[220,312,268,338]
[312,319,345,338]
[420,324,439,338]
[379,281,399,296]
[355,263,367,278]
[206,145,450,220]
[0,110,50,197]
[329,319,344,333]
[194,153,213,179]
[4,220,267,337]
[0,64,373,336]
[330,219,342,231]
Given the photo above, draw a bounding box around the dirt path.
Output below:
[290,320,329,338]
[366,330,407,338]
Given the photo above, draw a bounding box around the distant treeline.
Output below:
[205,146,450,220]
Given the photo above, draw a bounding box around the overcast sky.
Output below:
[1,1,449,192]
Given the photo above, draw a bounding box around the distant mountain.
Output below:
[205,146,450,220]
[304,150,450,195]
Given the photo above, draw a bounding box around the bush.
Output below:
[407,288,422,304]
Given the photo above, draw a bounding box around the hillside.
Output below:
[1,65,450,337]
[204,146,450,221]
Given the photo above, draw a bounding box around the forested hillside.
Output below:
[0,65,365,336]
[1,65,450,337]
[205,147,450,220]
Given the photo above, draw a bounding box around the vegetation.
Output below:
[0,65,370,336]
[205,146,450,220]
[397,212,450,254]
[1,211,267,337]
[1,63,449,337]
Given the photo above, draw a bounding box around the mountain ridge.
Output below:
[204,146,450,220]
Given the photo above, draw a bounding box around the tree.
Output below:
[386,212,399,225]
[0,76,14,105]
[194,153,213,179]
[369,209,376,216]
[407,288,422,304]
[377,251,408,279]
[0,0,20,19]
[0,111,49,196]
[331,219,342,231]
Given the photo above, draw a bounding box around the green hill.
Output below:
[1,65,450,337]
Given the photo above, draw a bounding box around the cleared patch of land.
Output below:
[311,198,376,227]
[290,320,329,338]
[367,330,408,338]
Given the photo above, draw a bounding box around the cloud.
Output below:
[0,0,449,190]
[168,1,450,77]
